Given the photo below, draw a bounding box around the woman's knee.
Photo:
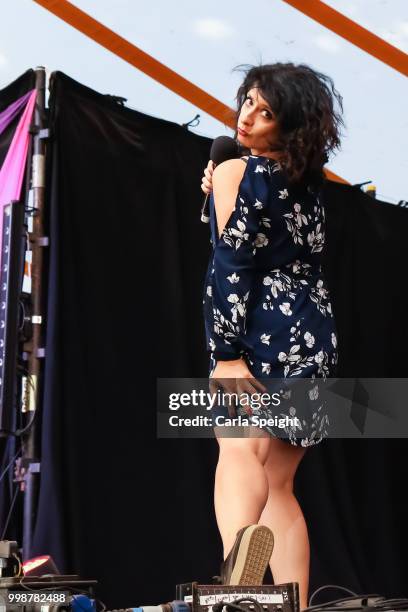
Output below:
[217,434,271,464]
[264,439,307,491]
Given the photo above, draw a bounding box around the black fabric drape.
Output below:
[32,72,220,605]
[322,180,408,377]
[0,69,36,540]
[18,71,408,607]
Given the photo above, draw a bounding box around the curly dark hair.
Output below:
[234,62,345,189]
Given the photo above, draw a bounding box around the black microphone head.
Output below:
[210,136,241,166]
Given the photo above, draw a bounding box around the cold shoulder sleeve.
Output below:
[207,157,269,361]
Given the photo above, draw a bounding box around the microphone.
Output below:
[201,136,241,223]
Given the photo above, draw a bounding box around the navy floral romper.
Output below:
[202,155,338,446]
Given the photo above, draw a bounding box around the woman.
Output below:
[201,62,344,609]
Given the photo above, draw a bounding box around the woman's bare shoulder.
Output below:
[211,159,249,234]
[212,157,248,186]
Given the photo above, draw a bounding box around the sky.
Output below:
[0,0,407,203]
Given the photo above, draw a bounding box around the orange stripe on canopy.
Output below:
[32,0,350,183]
[283,0,408,77]
[324,169,348,184]
[33,0,235,126]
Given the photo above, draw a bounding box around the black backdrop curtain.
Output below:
[0,69,36,537]
[1,70,406,608]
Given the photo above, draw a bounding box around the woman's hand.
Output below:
[201,159,214,195]
[210,358,267,417]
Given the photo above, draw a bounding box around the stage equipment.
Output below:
[22,554,60,577]
[176,581,299,612]
[0,539,97,610]
[0,201,26,433]
[0,84,37,433]
[365,185,376,198]
[20,66,49,560]
[103,584,298,612]
[0,540,19,578]
[127,602,190,612]
[303,594,408,612]
[0,67,49,560]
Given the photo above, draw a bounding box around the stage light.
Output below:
[22,554,60,576]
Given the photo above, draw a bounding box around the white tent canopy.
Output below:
[0,0,407,202]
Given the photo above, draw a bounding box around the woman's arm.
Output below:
[209,158,261,362]
[208,158,267,406]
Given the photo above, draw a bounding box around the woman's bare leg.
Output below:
[258,438,309,610]
[214,427,271,558]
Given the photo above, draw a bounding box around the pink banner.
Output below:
[0,91,33,136]
[0,89,37,240]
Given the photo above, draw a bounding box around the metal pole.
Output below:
[21,66,48,560]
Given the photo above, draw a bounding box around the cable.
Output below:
[304,589,392,612]
[13,552,23,577]
[309,585,359,605]
[0,410,37,438]
[0,447,22,485]
[0,484,20,539]
[0,445,23,545]
[213,597,264,612]
[14,408,37,437]
[306,586,369,610]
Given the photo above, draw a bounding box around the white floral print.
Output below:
[279,302,293,316]
[227,291,249,324]
[283,203,308,245]
[263,275,283,298]
[307,223,325,253]
[254,233,269,248]
[261,362,271,374]
[227,272,240,284]
[212,308,238,344]
[304,331,315,348]
[278,345,301,363]
[309,278,333,317]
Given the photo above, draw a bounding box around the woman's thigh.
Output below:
[214,426,272,465]
[263,437,307,489]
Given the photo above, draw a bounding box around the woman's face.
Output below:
[237,87,281,157]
